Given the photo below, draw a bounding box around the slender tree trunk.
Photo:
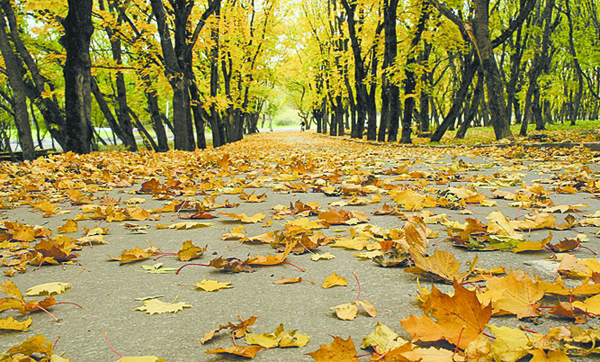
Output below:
[100,0,137,151]
[430,57,479,142]
[0,11,35,160]
[565,0,583,126]
[520,0,556,136]
[472,0,513,140]
[380,0,400,142]
[456,71,483,139]
[341,0,368,139]
[61,0,94,154]
[401,0,429,144]
[1,0,66,149]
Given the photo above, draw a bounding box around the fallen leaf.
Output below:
[195,279,233,292]
[307,336,359,361]
[322,272,348,288]
[0,316,32,331]
[177,240,206,261]
[167,222,212,230]
[57,219,78,234]
[25,282,72,296]
[311,252,336,261]
[220,212,266,224]
[401,281,492,349]
[206,346,263,358]
[134,298,191,315]
[273,277,302,284]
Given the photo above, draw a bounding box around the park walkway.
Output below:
[0,132,599,361]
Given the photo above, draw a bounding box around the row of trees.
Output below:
[286,0,600,144]
[1,0,600,157]
[0,0,283,158]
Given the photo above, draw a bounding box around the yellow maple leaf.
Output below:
[322,272,348,289]
[0,317,32,331]
[134,298,191,315]
[195,279,233,292]
[25,282,72,296]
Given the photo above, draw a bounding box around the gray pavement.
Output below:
[0,132,599,361]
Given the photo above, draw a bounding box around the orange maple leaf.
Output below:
[401,281,491,350]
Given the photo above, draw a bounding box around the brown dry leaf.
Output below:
[3,334,53,358]
[247,241,295,266]
[208,257,255,273]
[206,346,263,358]
[221,212,266,224]
[110,247,157,265]
[177,240,206,262]
[401,281,492,350]
[57,219,78,234]
[34,237,79,263]
[405,249,478,283]
[322,272,348,289]
[306,336,359,361]
[201,315,258,344]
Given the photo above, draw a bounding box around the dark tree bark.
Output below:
[0,10,35,160]
[565,0,583,126]
[456,71,484,139]
[430,57,479,142]
[418,41,433,133]
[209,2,223,147]
[61,0,94,154]
[472,0,513,140]
[520,0,557,136]
[150,0,220,151]
[401,0,429,144]
[341,0,368,139]
[99,0,137,151]
[1,0,66,150]
[379,0,400,142]
[90,77,132,146]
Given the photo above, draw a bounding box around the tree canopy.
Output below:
[0,0,599,157]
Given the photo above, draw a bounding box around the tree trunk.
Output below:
[456,71,483,139]
[150,0,194,151]
[472,0,513,140]
[401,1,429,143]
[380,0,400,142]
[1,0,66,150]
[520,0,556,136]
[61,0,94,154]
[565,0,583,126]
[430,57,479,142]
[341,0,368,139]
[0,11,35,160]
[100,0,137,151]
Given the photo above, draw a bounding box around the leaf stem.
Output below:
[353,272,362,303]
[55,301,84,309]
[52,337,60,353]
[104,332,124,358]
[24,303,59,322]
[281,261,306,272]
[175,263,211,275]
[453,326,466,358]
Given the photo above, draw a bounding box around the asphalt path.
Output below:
[1,132,599,361]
